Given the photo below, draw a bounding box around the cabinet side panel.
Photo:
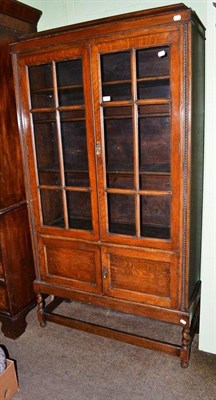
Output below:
[188,24,205,301]
[0,31,26,209]
[0,207,35,315]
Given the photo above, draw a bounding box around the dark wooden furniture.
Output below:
[0,0,41,338]
[11,3,205,366]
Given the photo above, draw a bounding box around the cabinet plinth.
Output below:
[11,3,205,365]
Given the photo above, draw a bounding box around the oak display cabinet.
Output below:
[11,3,205,366]
[0,0,41,338]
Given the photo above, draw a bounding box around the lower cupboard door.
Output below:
[101,246,179,308]
[39,237,102,294]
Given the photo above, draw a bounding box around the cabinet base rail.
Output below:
[37,294,199,368]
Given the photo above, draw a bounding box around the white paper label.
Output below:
[103,96,111,102]
[158,50,166,58]
[180,319,187,325]
[173,15,181,21]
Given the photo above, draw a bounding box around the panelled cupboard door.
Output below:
[38,236,102,293]
[92,30,182,250]
[101,245,179,308]
[17,46,99,241]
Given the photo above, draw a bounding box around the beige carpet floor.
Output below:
[1,300,216,400]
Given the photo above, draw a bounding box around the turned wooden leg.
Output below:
[180,327,191,368]
[37,293,46,327]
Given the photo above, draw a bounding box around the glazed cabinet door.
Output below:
[92,29,182,250]
[17,46,99,241]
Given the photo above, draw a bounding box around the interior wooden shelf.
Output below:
[137,75,170,82]
[102,79,131,86]
[104,113,170,119]
[47,217,92,230]
[45,217,170,239]
[31,84,83,93]
[107,170,170,175]
[38,166,170,175]
[34,117,86,123]
[101,99,171,107]
[102,75,170,86]
[109,222,170,239]
[38,169,170,177]
[38,165,88,173]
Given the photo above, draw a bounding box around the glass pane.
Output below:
[138,105,171,191]
[137,46,170,78]
[140,195,170,239]
[56,59,84,106]
[137,46,170,99]
[104,107,134,189]
[140,173,170,191]
[60,111,89,187]
[67,191,92,230]
[101,51,131,101]
[102,83,131,102]
[108,194,135,235]
[138,110,170,173]
[40,189,64,228]
[33,113,60,185]
[137,79,170,100]
[28,64,54,108]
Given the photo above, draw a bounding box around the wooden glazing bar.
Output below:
[31,104,86,113]
[136,98,171,106]
[38,185,62,191]
[52,61,69,229]
[65,186,91,192]
[106,188,171,196]
[38,185,91,192]
[30,107,56,113]
[44,311,181,357]
[106,188,135,195]
[131,48,140,237]
[101,100,133,107]
[57,105,85,111]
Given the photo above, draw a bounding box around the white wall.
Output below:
[22,0,207,29]
[21,0,216,354]
[199,1,216,355]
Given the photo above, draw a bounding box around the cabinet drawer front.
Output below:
[102,246,179,308]
[0,285,8,311]
[40,237,102,294]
